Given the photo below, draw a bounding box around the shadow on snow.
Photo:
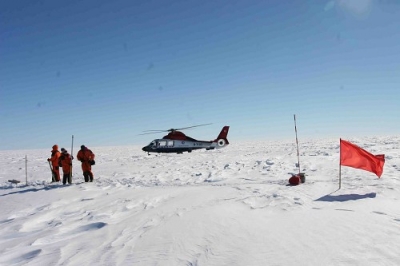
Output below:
[315,192,376,202]
[0,184,64,197]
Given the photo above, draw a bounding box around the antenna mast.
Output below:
[294,114,300,174]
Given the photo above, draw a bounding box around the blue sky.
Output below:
[1,0,399,150]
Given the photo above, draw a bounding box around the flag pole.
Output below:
[294,114,300,175]
[339,138,342,189]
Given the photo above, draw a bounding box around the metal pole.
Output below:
[294,114,300,174]
[25,155,27,185]
[70,135,74,182]
[339,139,342,189]
[71,135,74,155]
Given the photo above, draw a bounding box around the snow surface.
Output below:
[1,136,400,266]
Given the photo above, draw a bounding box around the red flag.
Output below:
[340,139,385,177]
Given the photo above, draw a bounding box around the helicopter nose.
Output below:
[142,146,148,152]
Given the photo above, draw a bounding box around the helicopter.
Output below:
[141,124,230,154]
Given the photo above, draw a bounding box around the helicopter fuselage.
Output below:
[142,139,217,154]
[142,126,229,154]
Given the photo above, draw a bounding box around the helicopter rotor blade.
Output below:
[141,123,212,134]
[137,131,164,136]
[172,123,213,131]
[141,129,169,133]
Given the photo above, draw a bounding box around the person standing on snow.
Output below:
[59,148,73,185]
[76,145,95,182]
[47,144,61,182]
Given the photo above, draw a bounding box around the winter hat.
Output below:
[52,145,58,151]
[81,145,86,150]
[61,148,67,153]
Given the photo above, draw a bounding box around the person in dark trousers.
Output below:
[76,145,95,182]
[47,145,61,182]
[59,148,73,185]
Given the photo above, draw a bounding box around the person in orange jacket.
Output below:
[77,145,95,182]
[47,144,61,182]
[59,148,73,185]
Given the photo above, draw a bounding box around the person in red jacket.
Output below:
[47,144,61,182]
[76,145,95,182]
[59,148,73,185]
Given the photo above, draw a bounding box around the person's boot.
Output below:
[84,172,89,182]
